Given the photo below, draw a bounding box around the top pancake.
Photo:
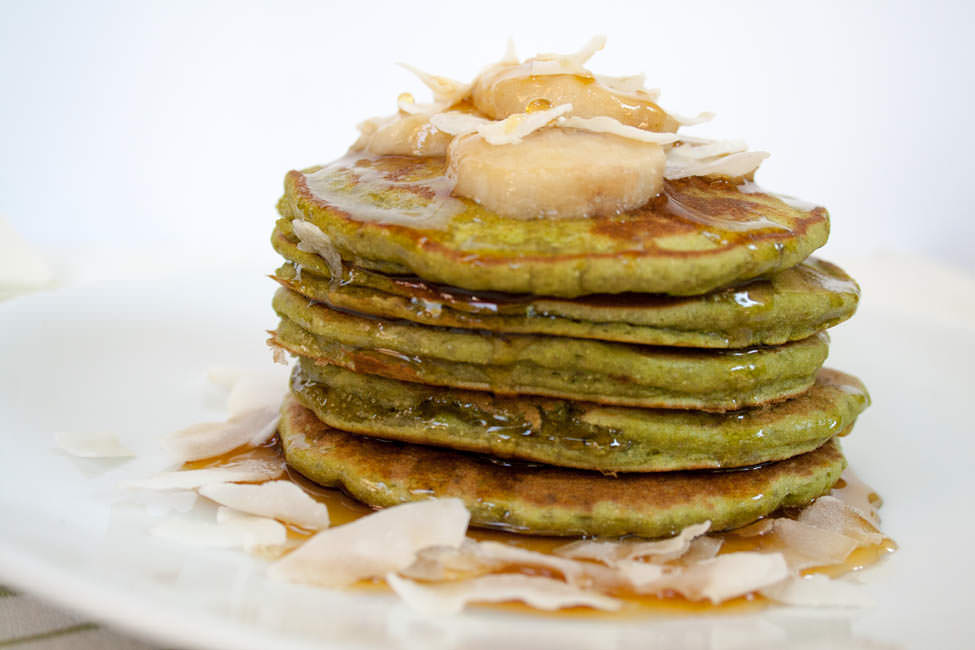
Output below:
[278,155,830,298]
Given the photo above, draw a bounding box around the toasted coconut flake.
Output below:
[556,115,678,144]
[434,105,574,146]
[152,507,286,550]
[122,459,284,490]
[400,540,497,581]
[398,63,471,107]
[798,496,884,546]
[682,535,724,563]
[499,38,519,65]
[643,552,790,603]
[612,560,669,589]
[760,574,874,608]
[428,111,494,136]
[529,35,607,77]
[268,499,469,588]
[594,73,656,97]
[54,431,135,458]
[665,150,769,180]
[730,519,776,537]
[386,573,621,616]
[395,92,447,116]
[772,518,858,570]
[163,406,279,463]
[477,104,573,145]
[832,470,883,525]
[469,541,624,589]
[292,220,343,280]
[198,480,329,530]
[669,111,716,126]
[555,521,711,564]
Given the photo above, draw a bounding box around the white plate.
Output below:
[1,255,972,650]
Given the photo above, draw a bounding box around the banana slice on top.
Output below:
[447,128,666,220]
[352,113,452,157]
[472,65,678,133]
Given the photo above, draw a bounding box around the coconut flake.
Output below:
[469,541,624,589]
[429,111,494,136]
[198,480,329,530]
[395,92,447,116]
[730,519,776,537]
[163,406,279,463]
[292,220,343,280]
[401,540,498,581]
[594,73,656,97]
[268,499,470,588]
[798,496,884,546]
[151,506,286,550]
[386,573,621,616]
[54,431,135,458]
[643,552,790,603]
[476,104,573,145]
[682,535,724,563]
[771,518,859,570]
[224,368,289,418]
[556,115,678,144]
[665,150,770,180]
[122,459,285,490]
[832,469,883,526]
[760,574,874,608]
[555,521,711,564]
[529,35,607,77]
[669,111,716,126]
[398,63,471,107]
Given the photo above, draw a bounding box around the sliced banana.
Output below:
[447,128,666,220]
[472,64,677,133]
[352,113,452,157]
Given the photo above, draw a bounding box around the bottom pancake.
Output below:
[279,395,846,538]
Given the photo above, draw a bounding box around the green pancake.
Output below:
[289,361,868,472]
[272,221,858,347]
[270,287,829,410]
[280,395,846,537]
[278,155,830,298]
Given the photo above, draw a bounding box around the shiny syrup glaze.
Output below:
[184,438,895,617]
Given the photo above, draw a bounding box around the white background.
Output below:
[1,0,973,272]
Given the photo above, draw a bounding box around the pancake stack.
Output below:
[267,155,869,539]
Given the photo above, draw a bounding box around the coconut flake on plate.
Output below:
[292,220,344,280]
[641,552,790,603]
[268,498,470,588]
[555,521,711,564]
[163,406,279,463]
[760,574,874,608]
[386,573,621,616]
[223,368,290,418]
[465,540,624,589]
[122,458,285,490]
[151,506,286,550]
[771,518,859,571]
[798,495,884,546]
[54,431,135,458]
[198,480,329,530]
[832,469,883,525]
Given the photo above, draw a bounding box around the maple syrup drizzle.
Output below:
[184,437,895,616]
